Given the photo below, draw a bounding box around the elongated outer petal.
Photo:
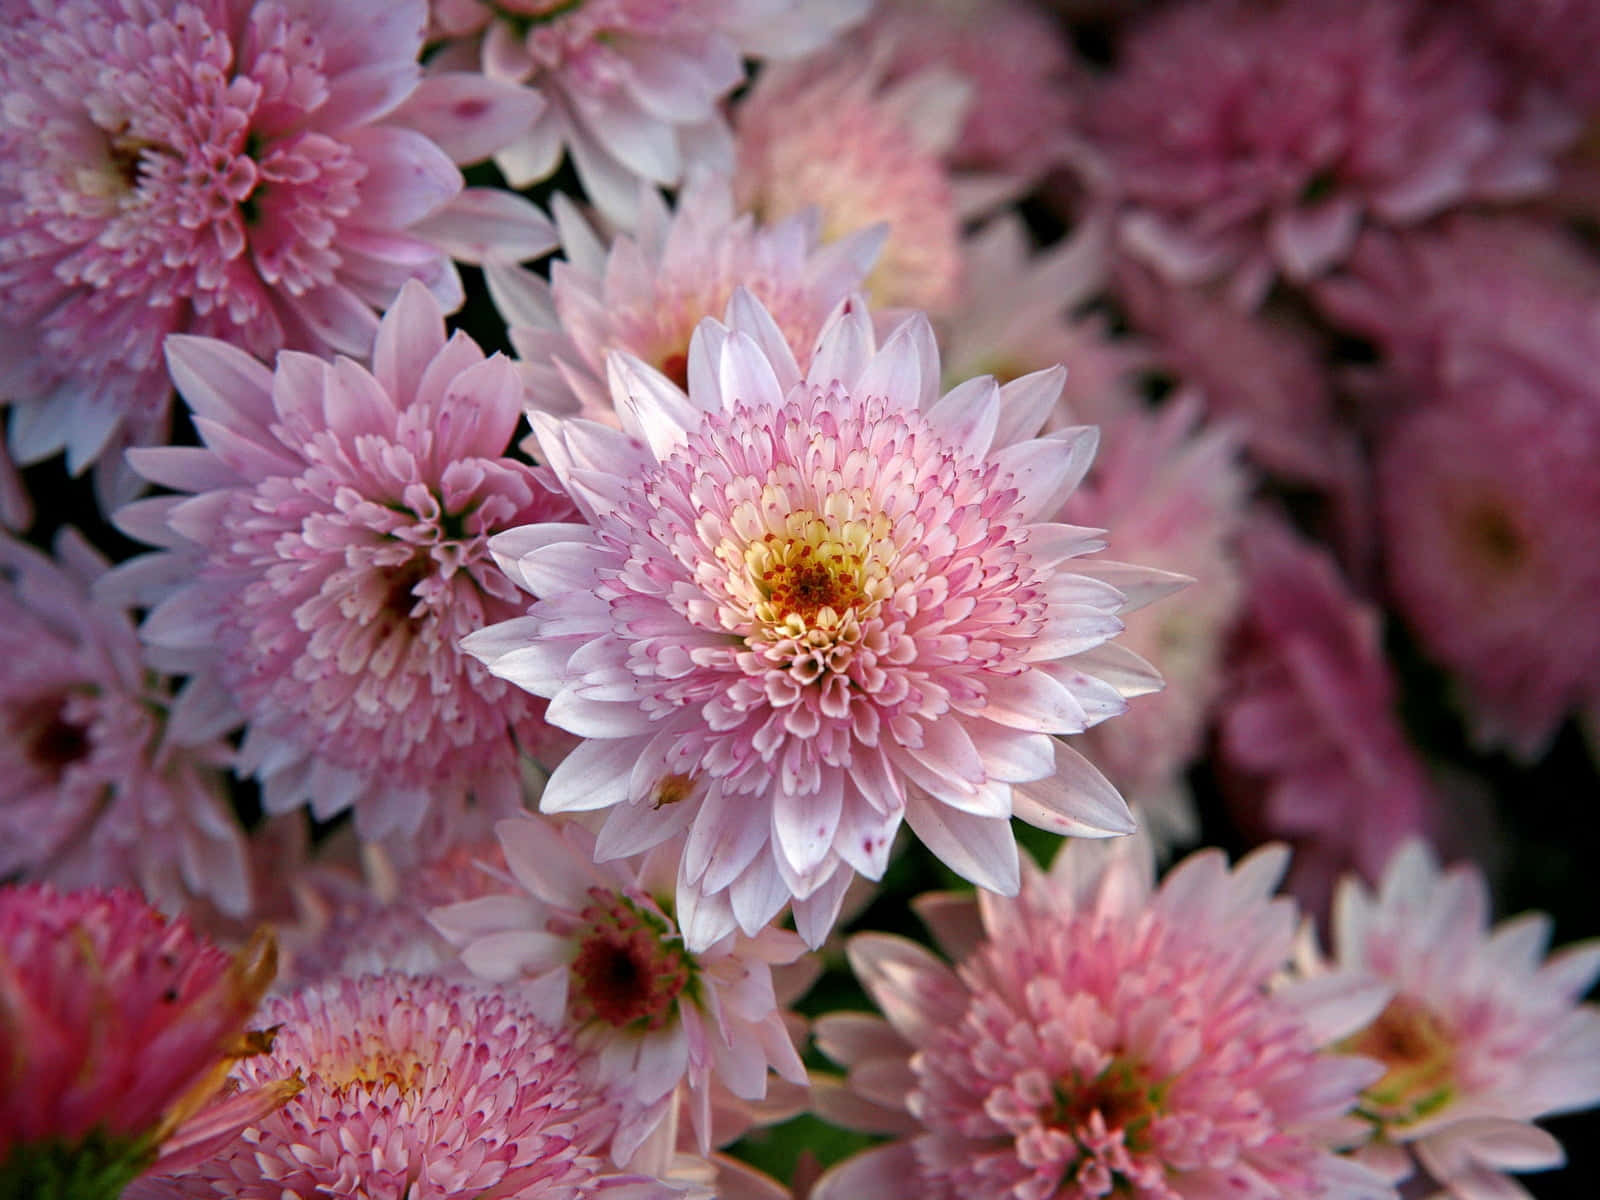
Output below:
[903,792,1020,895]
[1011,740,1135,837]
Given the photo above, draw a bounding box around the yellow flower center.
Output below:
[1344,994,1458,1128]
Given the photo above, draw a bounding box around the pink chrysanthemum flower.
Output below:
[431,816,808,1165]
[0,0,553,495]
[1218,515,1441,922]
[732,44,971,314]
[811,837,1397,1200]
[108,280,576,840]
[1088,0,1576,305]
[1061,398,1246,852]
[937,212,1150,424]
[486,170,882,423]
[464,291,1171,949]
[130,972,684,1200]
[0,885,292,1193]
[427,0,868,224]
[1,529,250,916]
[1325,840,1600,1198]
[862,0,1084,176]
[1374,366,1600,760]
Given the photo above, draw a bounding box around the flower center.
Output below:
[1344,995,1457,1128]
[1457,497,1527,574]
[570,889,693,1030]
[743,509,893,629]
[325,1046,427,1096]
[12,694,92,782]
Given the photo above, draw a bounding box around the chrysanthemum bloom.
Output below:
[1325,840,1600,1197]
[1061,398,1246,852]
[108,280,577,840]
[426,0,868,225]
[486,170,882,423]
[0,885,292,1198]
[464,291,1173,949]
[1218,515,1441,922]
[0,0,555,498]
[1088,0,1577,305]
[0,529,249,916]
[732,44,971,313]
[130,972,685,1200]
[431,816,808,1165]
[810,837,1397,1200]
[1374,365,1600,760]
[861,0,1084,176]
[937,212,1150,424]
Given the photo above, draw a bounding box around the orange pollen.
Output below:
[1344,994,1458,1127]
[765,556,861,622]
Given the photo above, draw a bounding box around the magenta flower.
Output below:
[110,280,577,840]
[1374,368,1600,760]
[1089,0,1575,304]
[1315,218,1600,756]
[0,885,290,1193]
[811,837,1397,1200]
[1465,0,1600,109]
[1218,515,1441,922]
[1,529,249,916]
[486,170,881,423]
[430,816,808,1166]
[1326,840,1600,1198]
[0,0,551,494]
[130,972,682,1199]
[427,0,868,224]
[464,292,1172,949]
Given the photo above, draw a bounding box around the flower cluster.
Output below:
[3,0,1598,1196]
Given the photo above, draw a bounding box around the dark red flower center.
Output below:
[570,890,693,1030]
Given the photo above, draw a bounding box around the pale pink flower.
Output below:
[0,0,553,497]
[811,836,1397,1200]
[0,885,291,1185]
[733,44,971,314]
[430,815,808,1165]
[1061,397,1247,852]
[486,170,881,422]
[1218,515,1442,922]
[464,292,1171,949]
[1326,840,1600,1198]
[1089,0,1576,305]
[938,211,1150,424]
[861,0,1085,176]
[428,0,868,225]
[0,529,249,916]
[130,972,684,1199]
[108,280,576,841]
